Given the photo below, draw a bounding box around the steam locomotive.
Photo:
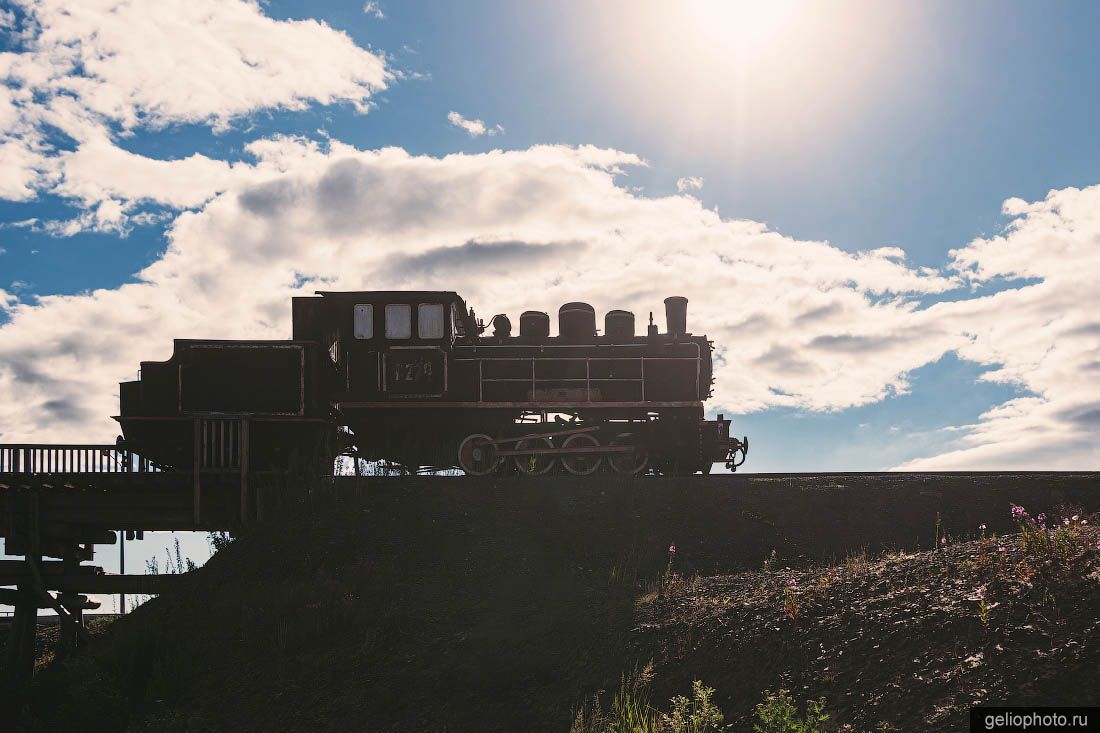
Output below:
[116,292,747,475]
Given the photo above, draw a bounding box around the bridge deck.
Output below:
[0,471,244,533]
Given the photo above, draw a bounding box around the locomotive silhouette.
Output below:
[116,292,747,475]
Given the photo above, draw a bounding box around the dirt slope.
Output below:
[636,518,1100,731]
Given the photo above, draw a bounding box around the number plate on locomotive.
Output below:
[384,350,445,396]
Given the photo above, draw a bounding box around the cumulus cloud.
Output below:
[0,138,965,444]
[0,132,1096,470]
[0,0,392,229]
[676,176,704,193]
[894,184,1100,469]
[447,111,504,137]
[362,1,385,19]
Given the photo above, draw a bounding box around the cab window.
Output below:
[385,304,412,339]
[353,304,374,339]
[418,303,444,339]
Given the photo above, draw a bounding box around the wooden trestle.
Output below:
[0,418,264,707]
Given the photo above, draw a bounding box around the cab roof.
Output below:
[314,290,463,303]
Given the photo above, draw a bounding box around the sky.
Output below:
[1,0,1099,484]
[3,0,1100,608]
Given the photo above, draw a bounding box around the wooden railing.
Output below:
[0,444,159,474]
[197,418,242,472]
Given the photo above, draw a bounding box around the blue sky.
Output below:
[1,0,1099,476]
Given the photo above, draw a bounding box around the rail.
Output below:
[0,444,159,474]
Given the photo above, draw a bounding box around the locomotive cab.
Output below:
[292,291,469,403]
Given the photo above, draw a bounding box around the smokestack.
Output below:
[663,296,688,337]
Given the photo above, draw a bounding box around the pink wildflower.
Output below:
[976,586,986,600]
[1095,539,1100,550]
[668,543,676,556]
[979,523,987,531]
[998,545,1006,553]
[788,578,798,590]
[1011,504,1029,521]
[940,536,947,545]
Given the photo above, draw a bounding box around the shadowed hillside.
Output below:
[12,477,1100,732]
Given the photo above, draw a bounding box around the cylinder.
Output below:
[664,296,688,336]
[558,302,596,341]
[604,310,635,342]
[519,310,550,341]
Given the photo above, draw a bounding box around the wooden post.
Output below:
[58,544,86,657]
[4,489,40,706]
[119,530,126,614]
[239,418,250,525]
[193,418,202,525]
[5,582,36,702]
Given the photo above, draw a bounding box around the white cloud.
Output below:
[0,135,1096,470]
[676,176,704,193]
[0,139,964,444]
[363,1,385,19]
[894,183,1100,469]
[0,0,393,229]
[0,137,48,201]
[15,0,392,128]
[447,111,504,137]
[52,133,239,210]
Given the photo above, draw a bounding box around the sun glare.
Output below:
[682,0,801,60]
[581,0,901,158]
